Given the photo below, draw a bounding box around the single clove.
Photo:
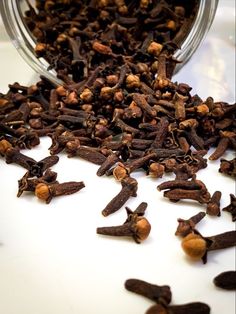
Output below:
[181,229,236,263]
[97,202,151,243]
[101,176,138,217]
[35,181,85,204]
[124,279,171,305]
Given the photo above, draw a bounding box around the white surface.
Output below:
[0,2,235,314]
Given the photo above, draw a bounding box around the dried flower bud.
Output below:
[179,118,198,129]
[151,61,159,72]
[175,6,185,17]
[147,42,163,57]
[114,91,124,102]
[68,27,80,37]
[35,183,51,201]
[113,163,129,181]
[154,77,171,89]
[92,41,112,55]
[148,163,165,178]
[66,91,78,105]
[80,88,93,103]
[135,217,151,242]
[29,118,43,129]
[0,139,12,156]
[56,33,68,45]
[106,75,118,86]
[140,0,150,9]
[0,98,9,106]
[44,1,54,11]
[81,104,93,112]
[181,233,207,259]
[34,43,47,57]
[97,0,110,8]
[126,75,140,89]
[196,104,209,116]
[100,87,114,100]
[56,86,67,97]
[166,20,176,31]
[137,63,149,73]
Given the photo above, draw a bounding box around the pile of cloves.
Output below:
[0,0,235,313]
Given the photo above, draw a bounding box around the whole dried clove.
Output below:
[213,271,236,290]
[181,229,236,263]
[97,202,151,243]
[101,177,138,217]
[35,181,85,204]
[124,279,171,304]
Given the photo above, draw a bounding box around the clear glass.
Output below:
[0,0,218,86]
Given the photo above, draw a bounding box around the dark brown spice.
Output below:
[213,271,236,290]
[222,194,236,221]
[35,181,85,204]
[175,212,206,237]
[181,229,236,263]
[206,191,221,216]
[124,279,171,305]
[97,202,151,243]
[101,176,138,217]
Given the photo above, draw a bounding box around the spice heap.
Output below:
[25,0,199,83]
[0,0,235,313]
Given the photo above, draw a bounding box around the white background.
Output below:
[0,1,235,314]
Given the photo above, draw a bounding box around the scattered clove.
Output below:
[35,181,85,204]
[175,212,206,237]
[213,271,236,290]
[101,177,138,217]
[124,278,171,304]
[181,229,236,263]
[97,202,151,243]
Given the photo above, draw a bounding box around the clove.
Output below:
[125,279,171,305]
[181,229,236,263]
[101,176,138,217]
[35,181,85,204]
[97,202,150,243]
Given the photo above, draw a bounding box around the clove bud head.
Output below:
[181,233,207,260]
[35,183,50,201]
[135,217,151,242]
[0,139,12,156]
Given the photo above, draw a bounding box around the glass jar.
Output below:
[0,0,218,85]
